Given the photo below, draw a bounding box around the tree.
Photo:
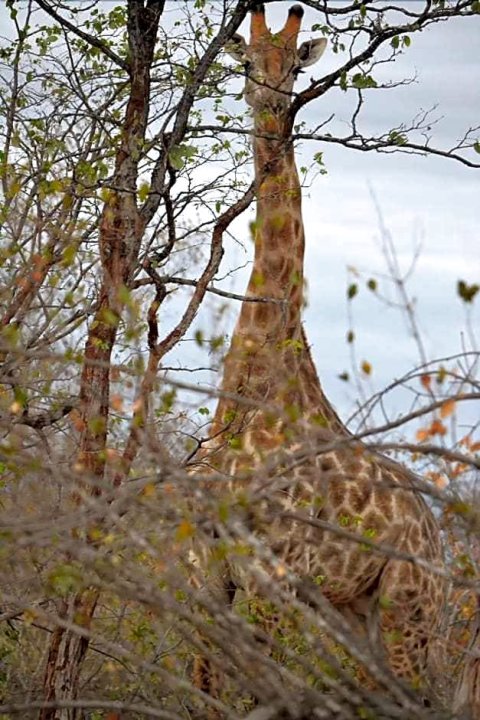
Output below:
[0,1,478,718]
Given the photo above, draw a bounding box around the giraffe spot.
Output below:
[267,255,285,278]
[319,547,344,578]
[319,456,335,473]
[268,213,286,231]
[257,429,283,451]
[293,218,302,238]
[254,302,269,327]
[342,456,364,479]
[329,483,346,508]
[414,635,428,650]
[424,514,438,541]
[346,555,364,579]
[375,490,394,521]
[279,262,293,286]
[267,191,285,209]
[395,490,415,515]
[410,566,422,586]
[288,287,303,314]
[408,523,421,552]
[362,510,385,534]
[420,516,431,537]
[347,484,370,514]
[326,558,344,576]
[398,564,412,585]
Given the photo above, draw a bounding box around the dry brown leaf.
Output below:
[440,398,456,418]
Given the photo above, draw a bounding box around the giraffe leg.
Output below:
[193,654,224,720]
[376,558,438,698]
[192,565,237,720]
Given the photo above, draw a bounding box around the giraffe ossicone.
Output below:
[226,5,326,114]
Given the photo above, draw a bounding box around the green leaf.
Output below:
[279,338,304,353]
[346,330,355,343]
[46,179,65,195]
[388,130,408,146]
[138,182,150,203]
[158,390,176,414]
[310,413,327,427]
[379,595,393,609]
[223,409,237,424]
[391,36,400,50]
[210,335,224,351]
[347,283,358,300]
[313,151,328,174]
[358,706,375,720]
[351,73,377,90]
[117,284,132,305]
[62,244,77,266]
[168,144,197,170]
[13,386,29,408]
[1,323,20,348]
[48,563,83,597]
[228,435,242,450]
[367,278,377,291]
[457,279,479,303]
[108,5,127,29]
[474,140,480,154]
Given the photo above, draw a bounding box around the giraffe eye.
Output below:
[244,60,252,75]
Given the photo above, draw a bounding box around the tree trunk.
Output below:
[39,2,164,716]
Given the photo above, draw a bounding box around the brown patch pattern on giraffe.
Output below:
[193,3,447,713]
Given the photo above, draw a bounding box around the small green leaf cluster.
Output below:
[388,130,408,145]
[168,144,198,171]
[391,35,411,50]
[351,73,377,90]
[457,279,479,303]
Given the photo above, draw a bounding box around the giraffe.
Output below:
[192,2,447,713]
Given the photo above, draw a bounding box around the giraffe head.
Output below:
[226,3,326,116]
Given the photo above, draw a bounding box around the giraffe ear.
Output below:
[225,33,248,63]
[297,38,327,68]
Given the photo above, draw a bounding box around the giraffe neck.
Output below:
[237,116,305,346]
[207,114,349,442]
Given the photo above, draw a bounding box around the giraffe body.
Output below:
[223,441,444,681]
[194,2,446,708]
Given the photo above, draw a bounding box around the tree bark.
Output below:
[39,3,164,717]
